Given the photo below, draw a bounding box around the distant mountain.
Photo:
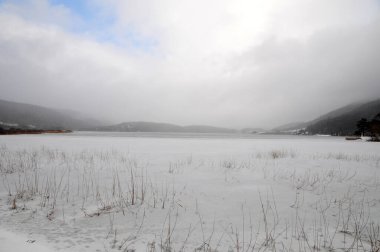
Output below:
[240,127,266,134]
[183,125,237,133]
[271,121,308,132]
[0,99,105,130]
[93,121,237,133]
[306,99,380,135]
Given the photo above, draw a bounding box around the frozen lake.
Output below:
[2,131,378,156]
[1,132,379,252]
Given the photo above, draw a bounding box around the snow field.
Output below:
[0,134,380,251]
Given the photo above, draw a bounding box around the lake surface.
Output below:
[1,131,379,252]
[1,131,378,158]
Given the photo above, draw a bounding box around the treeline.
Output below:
[355,114,380,141]
[0,127,72,135]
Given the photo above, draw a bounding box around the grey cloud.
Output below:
[0,1,380,129]
[226,19,380,126]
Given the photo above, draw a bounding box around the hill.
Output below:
[271,99,380,136]
[308,102,363,124]
[239,127,267,134]
[306,99,380,135]
[93,121,237,133]
[271,121,308,132]
[0,99,104,130]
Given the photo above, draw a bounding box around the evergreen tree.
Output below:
[355,118,370,136]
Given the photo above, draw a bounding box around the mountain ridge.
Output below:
[0,99,105,130]
[271,98,380,135]
[306,99,380,135]
[92,121,238,133]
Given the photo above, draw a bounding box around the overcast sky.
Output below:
[0,0,380,129]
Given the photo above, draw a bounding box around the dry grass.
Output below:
[1,145,379,251]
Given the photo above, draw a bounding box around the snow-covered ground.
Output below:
[0,132,379,252]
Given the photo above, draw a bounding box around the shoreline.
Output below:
[0,129,72,135]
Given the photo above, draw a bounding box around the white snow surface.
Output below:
[0,229,55,252]
[0,132,379,252]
